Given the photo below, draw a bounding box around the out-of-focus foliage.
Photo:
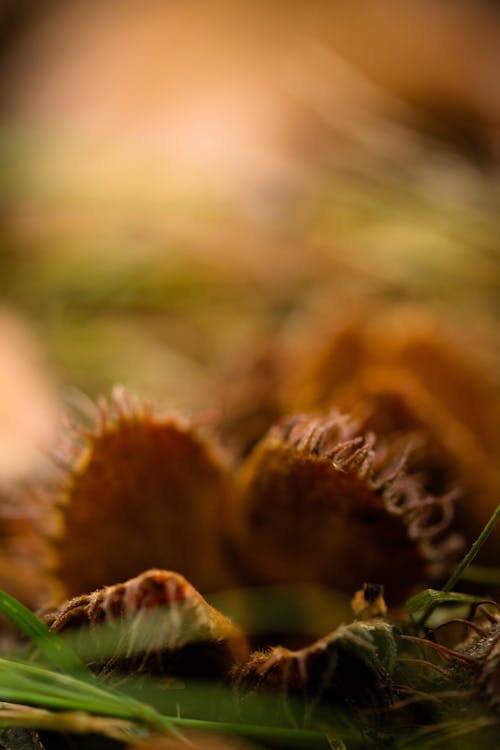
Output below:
[0,0,499,409]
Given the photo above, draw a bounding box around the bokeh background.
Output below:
[0,0,500,481]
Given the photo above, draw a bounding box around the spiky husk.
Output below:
[442,603,500,718]
[45,568,249,680]
[228,411,462,600]
[284,305,500,560]
[327,368,500,517]
[287,306,499,440]
[234,619,398,729]
[389,604,500,744]
[51,389,235,599]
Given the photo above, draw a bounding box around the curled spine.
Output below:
[279,410,463,569]
[400,602,500,715]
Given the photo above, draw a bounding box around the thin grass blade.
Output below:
[0,659,163,727]
[0,591,89,676]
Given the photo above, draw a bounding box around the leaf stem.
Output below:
[442,503,500,593]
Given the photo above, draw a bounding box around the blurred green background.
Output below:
[0,0,499,427]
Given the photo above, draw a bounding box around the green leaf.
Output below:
[406,588,487,628]
[0,591,89,676]
[407,503,500,629]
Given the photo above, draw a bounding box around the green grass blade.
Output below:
[0,659,164,728]
[0,591,89,676]
[443,502,500,592]
[159,716,333,749]
[0,659,346,749]
[407,503,500,629]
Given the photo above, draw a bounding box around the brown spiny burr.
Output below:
[51,388,234,598]
[234,619,398,727]
[45,568,249,680]
[228,411,462,601]
[285,305,500,562]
